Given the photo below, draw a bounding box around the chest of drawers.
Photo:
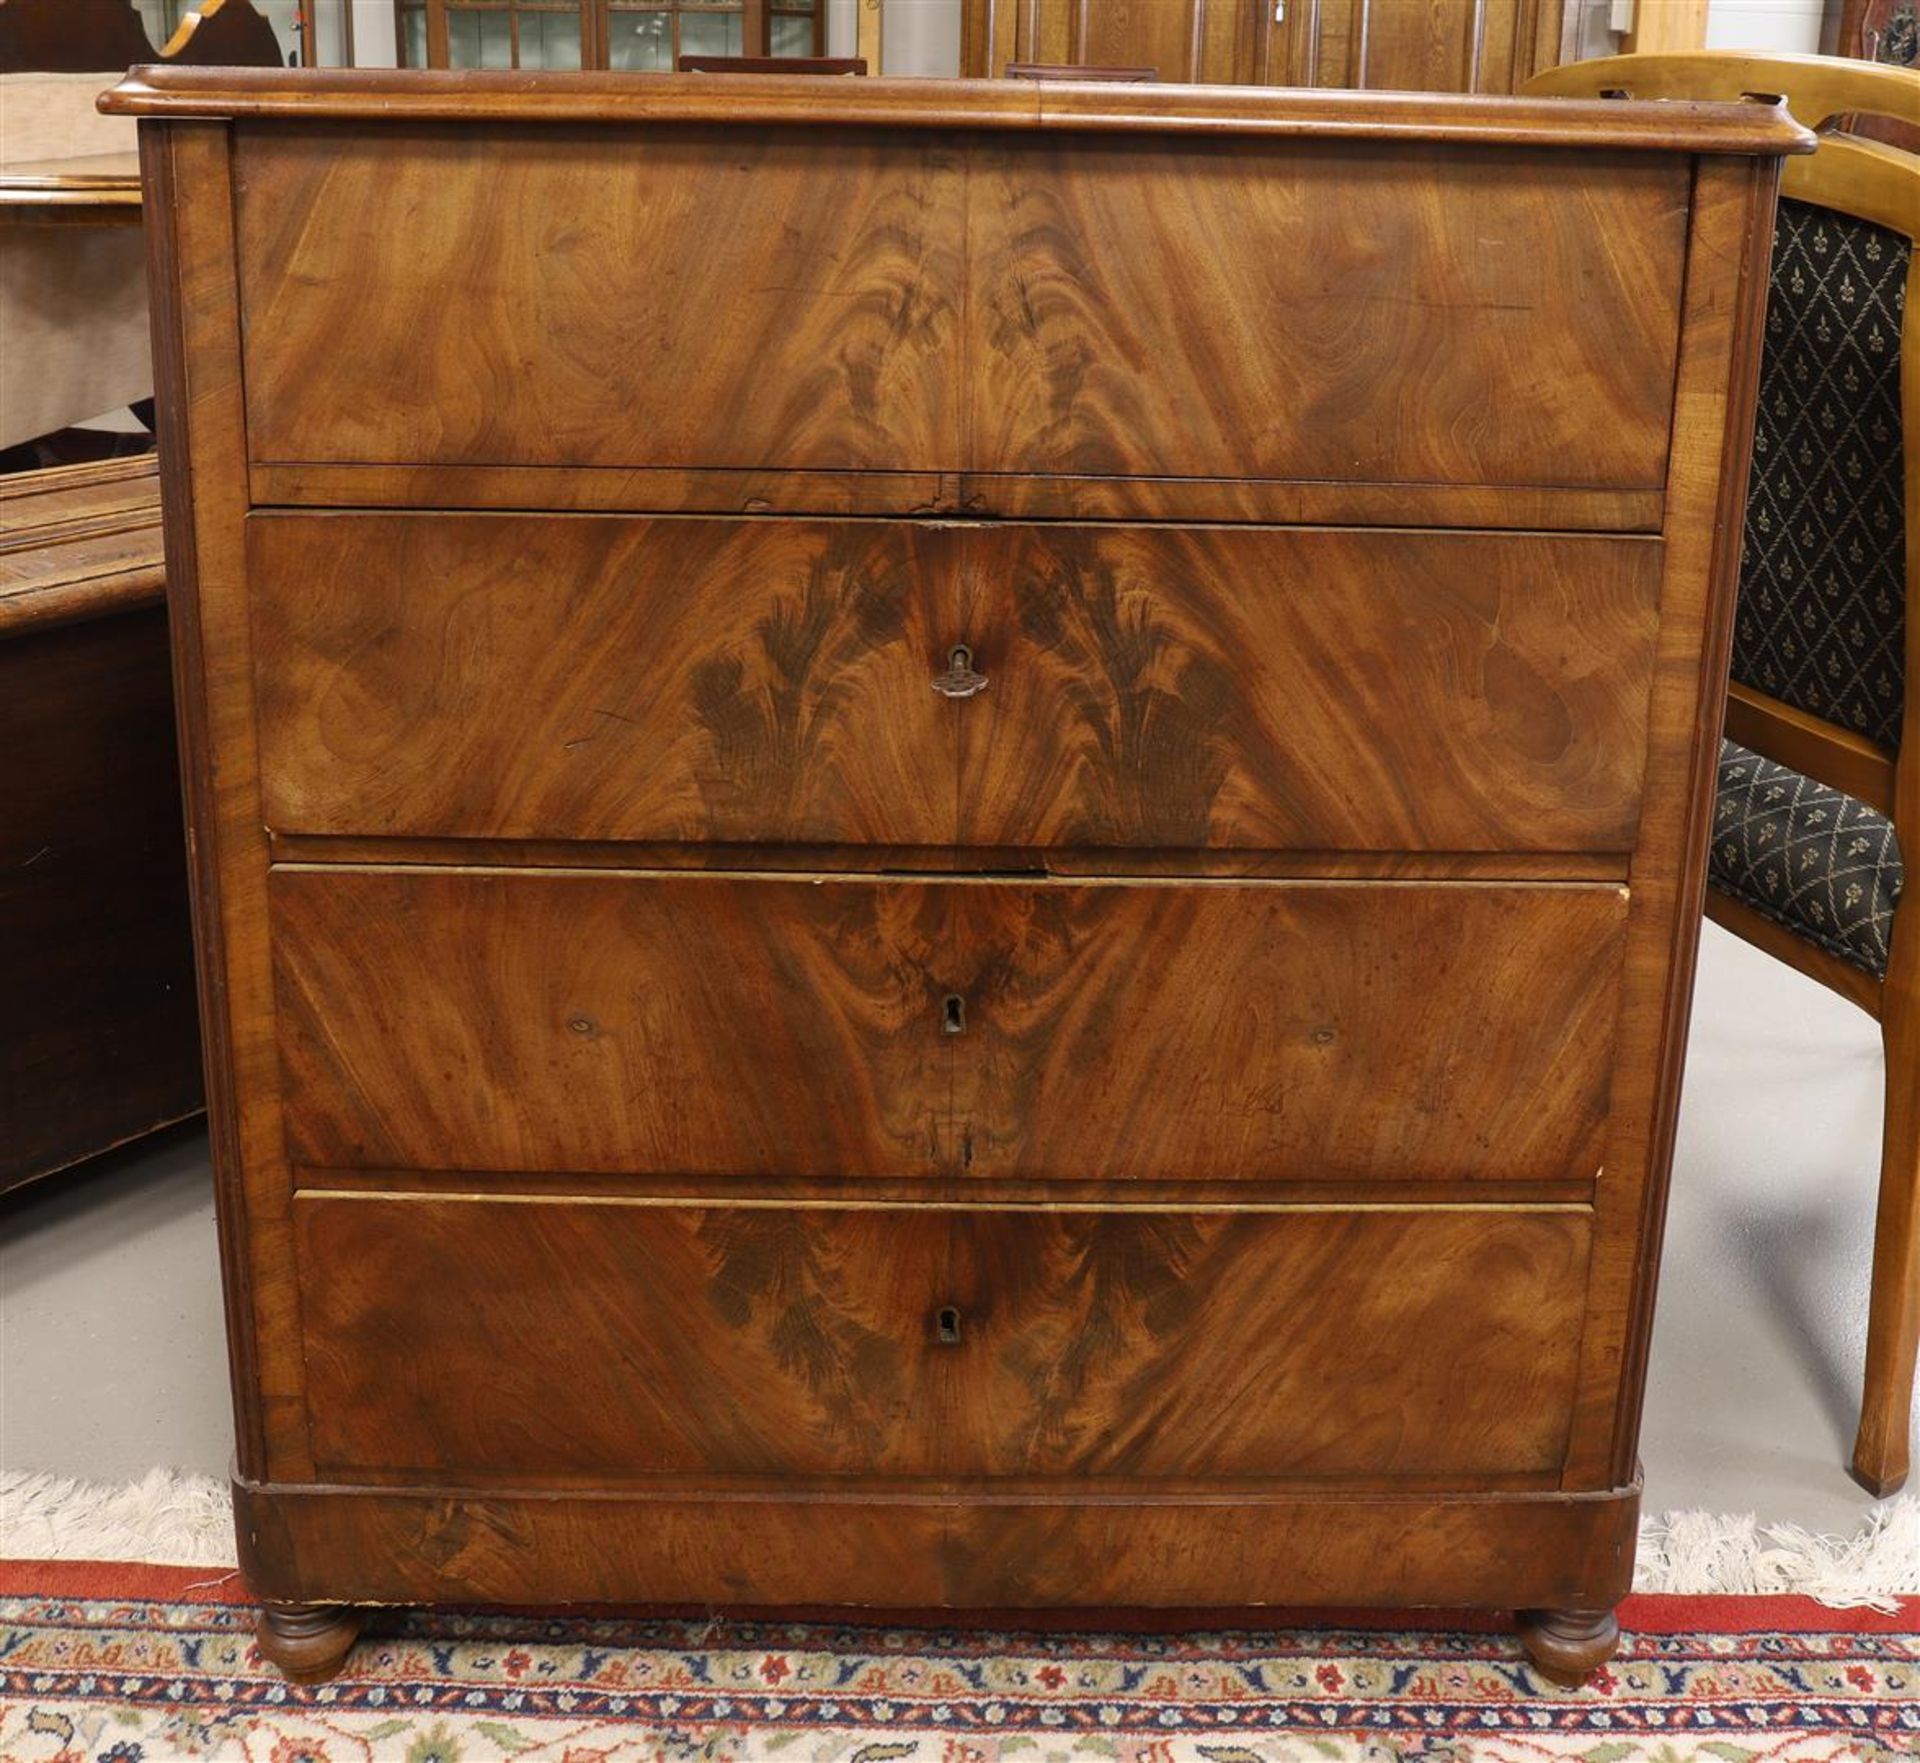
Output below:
[105,67,1810,1687]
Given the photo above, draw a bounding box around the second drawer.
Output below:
[249,514,1661,854]
[272,868,1627,1186]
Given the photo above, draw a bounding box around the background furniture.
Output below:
[111,64,1805,1688]
[0,74,148,453]
[0,456,201,1190]
[1005,60,1155,79]
[1527,50,1916,1495]
[678,52,863,70]
[1828,0,1917,148]
[962,0,1579,91]
[0,0,287,73]
[396,0,834,67]
[0,0,285,453]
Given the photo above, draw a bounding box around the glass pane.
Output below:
[304,0,349,65]
[523,9,582,67]
[608,8,673,69]
[478,7,513,67]
[401,3,427,65]
[678,9,743,58]
[447,7,481,64]
[770,12,812,55]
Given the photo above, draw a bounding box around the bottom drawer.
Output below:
[295,1194,1590,1484]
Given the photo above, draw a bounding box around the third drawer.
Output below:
[249,513,1663,854]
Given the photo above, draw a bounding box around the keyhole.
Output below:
[935,1305,963,1345]
[942,993,966,1035]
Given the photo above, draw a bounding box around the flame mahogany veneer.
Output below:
[103,68,1812,1688]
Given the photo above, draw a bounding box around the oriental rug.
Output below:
[3,1560,1916,1762]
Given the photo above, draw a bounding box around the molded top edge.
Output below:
[98,67,1818,154]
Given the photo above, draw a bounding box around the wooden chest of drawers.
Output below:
[106,67,1810,1687]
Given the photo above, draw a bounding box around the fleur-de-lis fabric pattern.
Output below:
[1731,199,1908,752]
[1710,738,1904,979]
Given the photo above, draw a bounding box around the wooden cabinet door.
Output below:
[1285,0,1577,92]
[961,0,1573,92]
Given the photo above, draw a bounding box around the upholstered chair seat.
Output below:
[1713,737,1906,981]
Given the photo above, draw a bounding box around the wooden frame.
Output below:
[1528,50,1920,1498]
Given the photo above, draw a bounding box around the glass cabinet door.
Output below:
[397,0,823,67]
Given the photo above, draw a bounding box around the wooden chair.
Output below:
[1829,0,1918,149]
[1528,51,1918,1494]
[677,54,866,73]
[162,0,286,68]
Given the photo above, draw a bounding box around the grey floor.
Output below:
[0,921,1898,1533]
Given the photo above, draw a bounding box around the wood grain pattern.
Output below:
[271,869,1628,1185]
[234,125,967,474]
[232,1470,1642,1611]
[295,1194,1590,1483]
[0,455,164,637]
[126,70,1795,1673]
[141,122,311,1480]
[953,525,1660,851]
[966,142,1689,491]
[249,516,952,846]
[251,515,1661,853]
[232,125,1687,500]
[1552,157,1782,1489]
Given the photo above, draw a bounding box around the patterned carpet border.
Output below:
[4,1561,1917,1761]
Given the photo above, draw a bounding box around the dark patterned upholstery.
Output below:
[1876,0,1917,66]
[1710,738,1904,979]
[1732,199,1908,752]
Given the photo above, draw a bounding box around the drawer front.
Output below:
[236,126,968,477]
[274,870,1626,1185]
[235,129,1684,495]
[251,515,1660,853]
[966,142,1686,492]
[295,1194,1591,1482]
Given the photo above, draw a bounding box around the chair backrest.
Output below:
[0,0,286,73]
[160,0,286,68]
[676,54,866,74]
[1831,0,1918,149]
[1526,52,1917,849]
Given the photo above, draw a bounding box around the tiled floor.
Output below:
[0,920,1898,1532]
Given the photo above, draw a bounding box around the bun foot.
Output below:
[255,1601,365,1683]
[1515,1606,1620,1688]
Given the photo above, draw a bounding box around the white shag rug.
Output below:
[4,1468,1918,1610]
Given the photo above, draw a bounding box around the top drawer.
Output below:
[233,128,1688,500]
